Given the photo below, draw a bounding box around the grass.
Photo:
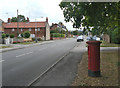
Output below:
[72,50,119,86]
[100,41,120,47]
[13,41,43,45]
[18,41,34,45]
[0,46,11,49]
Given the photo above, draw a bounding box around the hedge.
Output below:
[51,33,65,38]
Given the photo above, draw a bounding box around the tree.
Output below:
[10,34,14,38]
[2,34,6,39]
[11,15,27,22]
[11,17,17,22]
[59,2,119,37]
[6,34,9,38]
[21,33,24,38]
[24,31,30,38]
[111,27,120,44]
[73,30,79,35]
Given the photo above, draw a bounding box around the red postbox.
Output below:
[86,41,101,77]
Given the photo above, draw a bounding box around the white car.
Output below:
[77,35,84,42]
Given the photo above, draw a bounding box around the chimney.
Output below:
[8,18,11,23]
[46,17,48,23]
[27,17,29,22]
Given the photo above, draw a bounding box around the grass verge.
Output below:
[72,50,119,86]
[0,46,11,49]
[100,41,120,47]
[13,41,43,45]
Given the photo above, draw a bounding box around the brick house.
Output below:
[50,23,58,31]
[3,17,50,40]
[50,23,67,31]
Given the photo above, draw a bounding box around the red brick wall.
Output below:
[50,24,57,31]
[4,27,46,38]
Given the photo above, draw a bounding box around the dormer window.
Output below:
[29,28,31,31]
[12,28,15,32]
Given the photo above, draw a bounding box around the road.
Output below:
[2,38,82,86]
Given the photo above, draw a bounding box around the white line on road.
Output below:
[0,60,5,62]
[16,52,33,57]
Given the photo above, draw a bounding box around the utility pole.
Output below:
[35,19,38,43]
[17,9,19,41]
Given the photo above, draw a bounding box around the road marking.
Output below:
[16,52,33,57]
[0,60,5,62]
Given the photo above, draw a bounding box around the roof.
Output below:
[3,22,46,28]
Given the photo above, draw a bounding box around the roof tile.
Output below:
[3,22,46,28]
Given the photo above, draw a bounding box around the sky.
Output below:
[0,0,79,31]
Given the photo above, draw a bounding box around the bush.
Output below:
[51,33,65,38]
[32,37,42,41]
[32,38,35,41]
[10,34,14,38]
[61,34,65,37]
[37,37,42,41]
[21,33,24,37]
[6,34,9,37]
[2,33,6,38]
[24,31,30,38]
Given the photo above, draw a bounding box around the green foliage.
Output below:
[51,33,65,38]
[37,37,42,41]
[11,15,27,22]
[10,34,14,38]
[111,27,120,44]
[73,30,79,35]
[2,33,6,38]
[21,33,24,38]
[11,17,17,22]
[32,38,35,41]
[59,2,119,37]
[50,28,60,33]
[32,37,42,41]
[24,31,30,38]
[6,34,9,37]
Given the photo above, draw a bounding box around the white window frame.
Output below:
[12,28,15,32]
[35,28,37,31]
[29,28,31,31]
[38,28,40,31]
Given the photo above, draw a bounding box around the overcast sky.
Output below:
[0,0,79,31]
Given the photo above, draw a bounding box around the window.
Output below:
[29,28,31,31]
[12,28,15,32]
[21,28,23,31]
[35,28,37,31]
[38,28,40,31]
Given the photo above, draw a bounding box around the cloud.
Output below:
[0,0,76,30]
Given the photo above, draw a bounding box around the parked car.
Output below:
[92,36,100,41]
[87,36,92,40]
[77,35,84,42]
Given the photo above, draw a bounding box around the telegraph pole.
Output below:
[17,9,19,41]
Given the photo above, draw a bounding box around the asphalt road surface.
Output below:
[2,38,83,86]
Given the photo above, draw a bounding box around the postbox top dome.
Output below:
[86,41,102,44]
